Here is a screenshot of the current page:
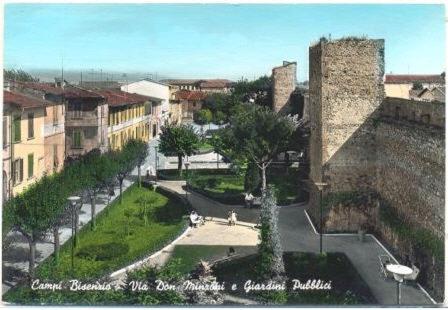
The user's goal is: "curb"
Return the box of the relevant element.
[110,226,192,279]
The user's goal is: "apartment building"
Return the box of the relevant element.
[95,90,152,150]
[3,91,46,197]
[121,79,169,136]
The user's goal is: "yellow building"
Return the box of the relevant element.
[98,90,152,151]
[3,91,46,197]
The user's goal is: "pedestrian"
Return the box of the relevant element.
[244,192,254,208]
[231,210,237,226]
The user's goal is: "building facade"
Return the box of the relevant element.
[95,90,151,151]
[121,79,170,136]
[3,91,46,197]
[385,73,445,99]
[161,79,233,93]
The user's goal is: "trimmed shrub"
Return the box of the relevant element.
[76,242,129,261]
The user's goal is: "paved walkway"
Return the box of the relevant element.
[158,180,434,305]
[110,218,259,285]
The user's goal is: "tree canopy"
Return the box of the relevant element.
[4,69,39,82]
[158,124,200,173]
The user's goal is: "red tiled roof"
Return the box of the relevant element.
[199,79,232,88]
[17,82,104,100]
[4,91,46,109]
[385,74,444,84]
[95,90,150,107]
[174,90,207,101]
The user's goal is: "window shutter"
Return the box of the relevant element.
[14,116,21,142]
[19,159,23,182]
[28,154,34,178]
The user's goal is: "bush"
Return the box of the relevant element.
[76,242,129,261]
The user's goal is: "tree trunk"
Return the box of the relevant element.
[178,155,183,176]
[119,179,123,204]
[90,193,96,230]
[261,165,267,193]
[138,165,141,187]
[28,239,36,279]
[53,227,60,264]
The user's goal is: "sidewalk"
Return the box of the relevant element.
[2,163,141,294]
[159,180,434,305]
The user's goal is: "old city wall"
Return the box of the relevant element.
[272,61,297,113]
[308,39,384,226]
[307,39,444,300]
[376,97,444,238]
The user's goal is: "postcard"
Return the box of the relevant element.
[1,1,445,307]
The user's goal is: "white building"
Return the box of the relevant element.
[121,79,170,137]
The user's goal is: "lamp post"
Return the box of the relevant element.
[387,264,413,304]
[154,146,158,179]
[67,196,81,275]
[314,182,327,254]
[184,161,190,201]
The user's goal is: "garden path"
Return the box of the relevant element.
[109,218,259,285]
[157,180,435,305]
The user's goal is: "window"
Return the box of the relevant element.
[73,130,82,148]
[28,153,34,178]
[28,113,34,139]
[73,103,82,118]
[13,158,23,185]
[3,117,8,149]
[13,115,21,142]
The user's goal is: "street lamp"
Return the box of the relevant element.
[154,146,158,179]
[387,264,413,304]
[67,196,81,274]
[314,182,327,254]
[184,161,190,201]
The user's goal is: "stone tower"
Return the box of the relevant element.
[272,61,297,113]
[308,38,385,216]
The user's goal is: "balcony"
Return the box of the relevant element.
[66,111,100,127]
[108,115,151,133]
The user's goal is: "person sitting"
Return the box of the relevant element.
[227,211,232,226]
[189,211,201,228]
[244,193,254,208]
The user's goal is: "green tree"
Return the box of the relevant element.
[83,152,118,230]
[258,185,285,280]
[158,124,200,175]
[214,110,227,126]
[193,109,213,134]
[4,176,62,279]
[4,69,39,82]
[412,82,423,90]
[112,147,136,204]
[224,105,299,191]
[244,161,261,193]
[125,139,149,187]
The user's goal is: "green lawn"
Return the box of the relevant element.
[188,168,305,205]
[33,184,189,281]
[213,252,377,305]
[197,140,214,153]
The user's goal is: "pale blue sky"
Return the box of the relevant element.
[4,4,446,81]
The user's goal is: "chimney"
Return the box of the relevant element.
[55,77,62,88]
